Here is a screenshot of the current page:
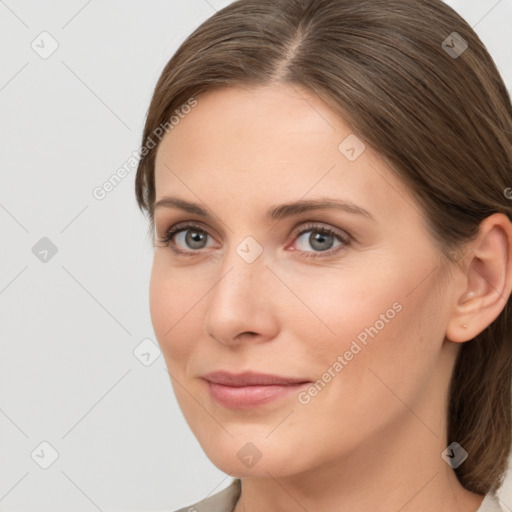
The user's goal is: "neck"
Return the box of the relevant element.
[233,413,485,512]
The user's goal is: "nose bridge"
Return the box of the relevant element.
[203,237,278,344]
[211,239,264,310]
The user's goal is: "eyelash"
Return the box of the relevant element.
[156,221,352,259]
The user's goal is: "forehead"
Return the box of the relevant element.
[156,84,344,167]
[153,84,417,227]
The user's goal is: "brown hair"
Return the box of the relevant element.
[135,0,512,494]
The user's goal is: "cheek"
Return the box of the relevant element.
[282,258,443,399]
[149,257,202,363]
[281,262,403,344]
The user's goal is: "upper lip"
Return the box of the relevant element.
[202,371,310,387]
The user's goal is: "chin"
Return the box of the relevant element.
[196,431,305,478]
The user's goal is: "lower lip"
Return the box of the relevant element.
[205,381,309,409]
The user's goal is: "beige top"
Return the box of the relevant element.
[173,479,504,512]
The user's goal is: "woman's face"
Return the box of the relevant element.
[150,83,460,478]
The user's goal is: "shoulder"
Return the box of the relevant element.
[476,492,503,512]
[170,481,502,512]
[172,479,241,512]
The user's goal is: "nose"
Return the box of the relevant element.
[203,246,280,347]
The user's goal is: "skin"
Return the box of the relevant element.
[149,83,512,512]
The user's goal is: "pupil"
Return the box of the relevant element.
[186,230,206,248]
[310,232,333,251]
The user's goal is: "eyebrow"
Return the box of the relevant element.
[151,196,375,222]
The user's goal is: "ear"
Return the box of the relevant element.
[446,213,512,343]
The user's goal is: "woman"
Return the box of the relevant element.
[135,0,512,510]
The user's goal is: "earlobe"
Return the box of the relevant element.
[445,213,512,343]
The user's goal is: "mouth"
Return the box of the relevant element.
[202,371,311,409]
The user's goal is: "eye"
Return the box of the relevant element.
[156,222,217,254]
[291,223,351,258]
[156,221,352,259]
[175,229,211,250]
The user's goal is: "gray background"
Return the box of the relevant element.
[1,1,511,511]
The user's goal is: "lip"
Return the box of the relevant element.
[202,371,311,409]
